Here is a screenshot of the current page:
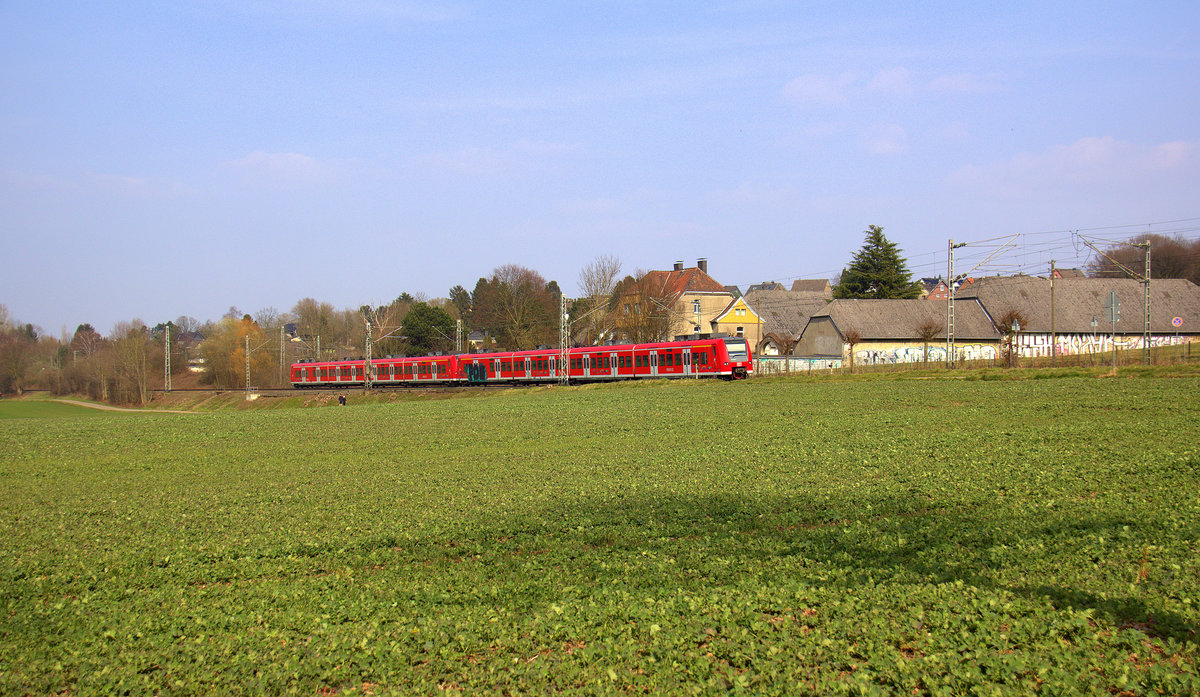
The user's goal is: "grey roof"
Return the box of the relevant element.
[742,290,831,338]
[747,281,787,292]
[956,276,1200,333]
[791,279,832,295]
[811,298,997,340]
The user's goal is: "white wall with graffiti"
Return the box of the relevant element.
[755,356,842,374]
[849,341,999,366]
[842,334,1195,365]
[1014,332,1194,358]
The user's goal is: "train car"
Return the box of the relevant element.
[290,354,462,388]
[290,336,752,389]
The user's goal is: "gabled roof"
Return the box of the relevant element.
[747,281,786,293]
[790,279,832,295]
[956,276,1200,333]
[640,266,730,297]
[711,297,762,324]
[742,290,830,338]
[809,298,997,340]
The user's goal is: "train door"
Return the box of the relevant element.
[682,348,692,376]
[583,354,591,379]
[523,357,531,379]
[650,351,659,377]
[609,352,618,378]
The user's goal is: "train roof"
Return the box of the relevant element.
[291,337,746,368]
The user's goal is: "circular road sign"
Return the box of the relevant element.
[1172,316,1183,328]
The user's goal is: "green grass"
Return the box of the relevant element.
[0,398,114,419]
[2,376,1198,694]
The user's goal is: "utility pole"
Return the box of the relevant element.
[559,295,569,385]
[946,239,966,367]
[1049,260,1056,367]
[1078,236,1152,365]
[245,335,251,394]
[1143,242,1152,365]
[278,325,285,386]
[164,323,171,392]
[364,317,373,390]
[456,319,463,354]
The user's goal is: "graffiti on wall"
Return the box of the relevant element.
[852,344,998,365]
[755,357,842,374]
[1015,333,1192,358]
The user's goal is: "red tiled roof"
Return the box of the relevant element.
[642,267,728,297]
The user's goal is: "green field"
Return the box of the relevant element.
[2,376,1198,695]
[0,398,116,419]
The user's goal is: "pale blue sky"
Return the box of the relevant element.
[3,1,1198,334]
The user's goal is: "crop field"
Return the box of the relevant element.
[2,375,1198,695]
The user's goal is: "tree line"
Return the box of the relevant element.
[5,231,1195,402]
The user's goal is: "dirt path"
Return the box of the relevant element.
[51,399,198,414]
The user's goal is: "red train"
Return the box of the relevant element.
[290,337,753,388]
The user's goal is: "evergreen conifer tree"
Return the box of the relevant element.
[832,225,923,299]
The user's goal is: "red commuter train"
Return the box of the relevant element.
[290,336,753,388]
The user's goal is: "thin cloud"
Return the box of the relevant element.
[866,67,914,96]
[412,140,581,177]
[782,72,856,107]
[927,72,1002,94]
[785,68,1001,109]
[859,123,908,155]
[227,151,323,183]
[949,136,1200,197]
[230,0,466,23]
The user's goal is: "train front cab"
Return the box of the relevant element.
[721,337,753,379]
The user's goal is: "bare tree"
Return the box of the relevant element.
[254,306,282,330]
[0,320,38,395]
[292,298,337,360]
[843,327,862,373]
[473,265,558,349]
[111,321,151,404]
[611,270,684,343]
[994,309,1028,368]
[1087,233,1200,285]
[914,319,943,366]
[577,254,622,345]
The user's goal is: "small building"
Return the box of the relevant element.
[790,279,833,298]
[794,298,999,365]
[741,289,830,355]
[957,276,1200,358]
[709,296,763,347]
[746,281,786,293]
[613,259,737,342]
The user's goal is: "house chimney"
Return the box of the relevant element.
[673,260,684,271]
[697,258,708,274]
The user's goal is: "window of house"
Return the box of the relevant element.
[693,299,701,313]
[736,327,744,337]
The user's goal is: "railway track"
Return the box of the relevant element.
[147,384,527,397]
